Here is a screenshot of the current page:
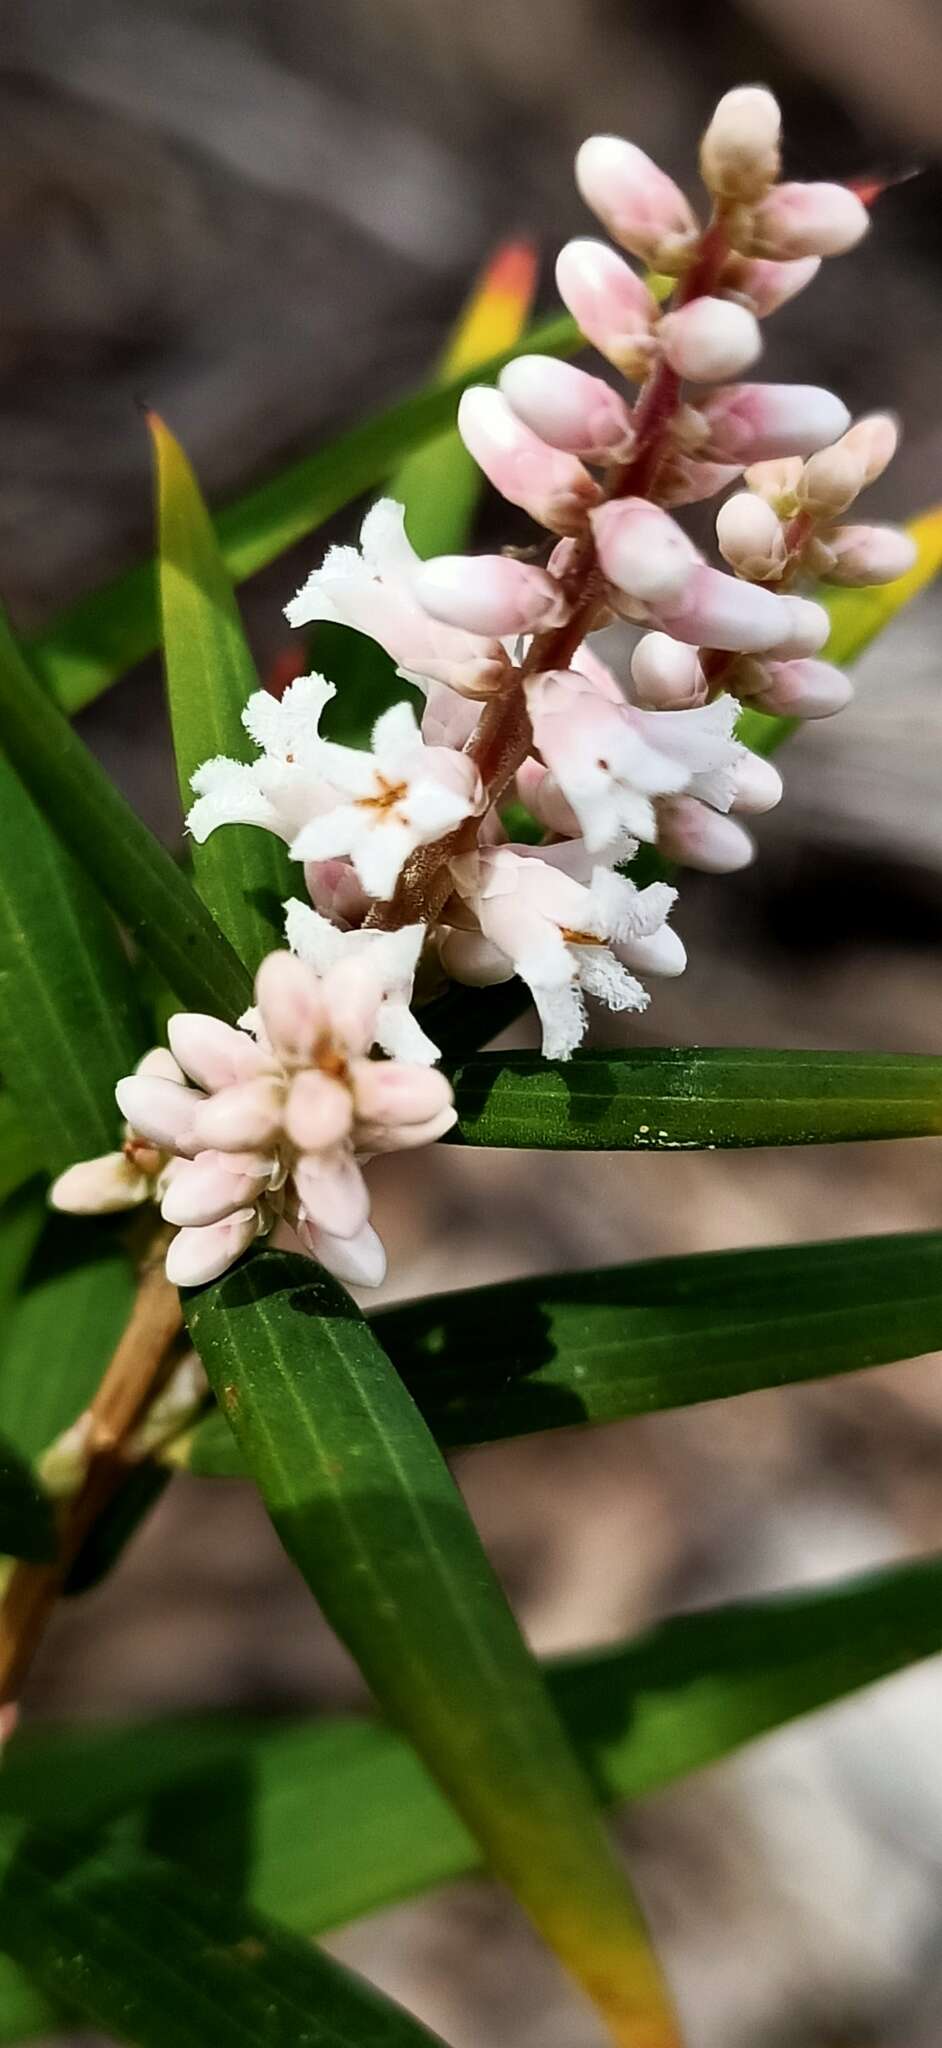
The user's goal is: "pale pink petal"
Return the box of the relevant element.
[350,1058,452,1130]
[554,239,659,377]
[160,1150,272,1227]
[715,493,786,579]
[284,1070,353,1151]
[722,255,820,317]
[702,383,849,463]
[294,1151,369,1237]
[591,498,699,607]
[165,1209,262,1288]
[749,181,869,260]
[630,634,706,709]
[574,136,699,270]
[656,797,755,872]
[305,1218,387,1290]
[190,1078,285,1154]
[414,554,568,637]
[616,925,687,978]
[116,1075,204,1158]
[135,1047,186,1086]
[356,1102,457,1153]
[322,957,385,1058]
[254,950,328,1067]
[730,752,783,814]
[658,298,762,383]
[457,387,599,534]
[167,1013,269,1092]
[656,564,793,652]
[498,356,635,461]
[50,1152,152,1216]
[812,524,917,586]
[739,658,853,718]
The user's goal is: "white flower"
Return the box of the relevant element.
[283,900,440,1064]
[50,1049,184,1216]
[187,673,337,847]
[285,499,511,699]
[444,847,677,1061]
[290,700,484,901]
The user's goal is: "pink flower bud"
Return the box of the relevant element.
[116,1075,203,1158]
[414,554,568,637]
[161,1150,271,1227]
[499,355,634,462]
[284,1069,352,1151]
[303,858,369,929]
[741,657,853,718]
[797,442,866,517]
[575,136,699,271]
[590,498,699,607]
[629,634,707,708]
[658,298,762,383]
[165,1209,261,1288]
[743,456,804,507]
[294,1152,369,1238]
[723,255,820,317]
[555,239,659,377]
[837,413,900,485]
[700,86,781,202]
[730,751,783,813]
[191,1077,286,1154]
[616,924,687,978]
[715,492,786,579]
[351,1060,453,1130]
[255,951,327,1068]
[702,383,850,462]
[458,386,600,534]
[656,564,796,652]
[765,595,830,658]
[167,1013,270,1093]
[748,182,869,260]
[656,797,755,872]
[813,523,917,586]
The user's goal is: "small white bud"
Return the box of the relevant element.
[630,633,707,708]
[748,181,869,261]
[658,297,762,383]
[715,492,787,580]
[700,86,781,203]
[797,443,867,517]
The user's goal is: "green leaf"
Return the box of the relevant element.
[2,1548,941,2003]
[0,1099,43,1210]
[152,414,296,973]
[448,1046,942,1149]
[26,314,580,718]
[183,1228,942,1469]
[738,503,942,757]
[0,1217,134,1465]
[185,1251,679,2048]
[0,610,251,1021]
[0,755,145,1174]
[0,1190,45,1335]
[391,240,537,558]
[0,1435,56,1562]
[0,1825,445,2048]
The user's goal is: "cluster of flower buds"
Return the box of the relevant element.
[51,84,916,1290]
[54,947,455,1287]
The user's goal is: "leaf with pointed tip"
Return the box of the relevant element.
[26,314,580,717]
[184,1250,678,2048]
[181,1228,942,1469]
[0,754,145,1174]
[0,611,251,1021]
[152,415,296,973]
[1,1544,941,2043]
[448,1046,942,1150]
[0,1825,445,2048]
[739,503,942,756]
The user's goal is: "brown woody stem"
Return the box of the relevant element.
[0,1229,183,1708]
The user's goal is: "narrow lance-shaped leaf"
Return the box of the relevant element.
[447,1046,942,1150]
[26,314,580,717]
[152,414,296,972]
[738,503,942,756]
[185,1251,681,2048]
[0,1825,445,2048]
[0,611,251,1021]
[0,1100,44,1211]
[2,1548,942,2002]
[0,755,144,1174]
[183,1227,942,1469]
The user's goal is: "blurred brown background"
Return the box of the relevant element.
[4,2,942,2043]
